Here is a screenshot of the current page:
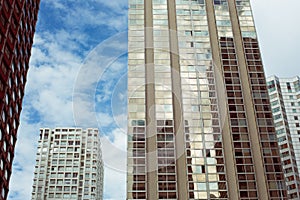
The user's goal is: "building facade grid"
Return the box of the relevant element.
[31,128,104,200]
[0,1,40,199]
[127,0,287,199]
[267,76,300,199]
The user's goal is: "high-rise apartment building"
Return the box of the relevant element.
[127,0,287,199]
[267,76,300,199]
[31,128,104,200]
[0,1,40,199]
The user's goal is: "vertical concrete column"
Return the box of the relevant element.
[167,0,189,199]
[227,0,269,199]
[205,1,240,199]
[144,0,158,199]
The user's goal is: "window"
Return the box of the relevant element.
[214,0,227,5]
[271,100,279,106]
[274,114,281,120]
[276,128,285,135]
[184,30,192,36]
[269,93,277,99]
[194,30,209,36]
[272,107,280,113]
[287,82,292,92]
[295,116,298,120]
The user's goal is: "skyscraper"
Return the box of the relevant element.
[31,128,104,200]
[267,75,300,199]
[0,1,40,199]
[127,0,287,199]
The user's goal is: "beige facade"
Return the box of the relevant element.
[127,0,287,199]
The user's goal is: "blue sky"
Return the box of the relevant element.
[8,1,128,200]
[7,0,300,200]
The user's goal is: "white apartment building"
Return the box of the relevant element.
[31,128,103,200]
[267,76,300,199]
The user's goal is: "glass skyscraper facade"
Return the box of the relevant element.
[0,1,40,199]
[127,0,287,199]
[267,76,300,199]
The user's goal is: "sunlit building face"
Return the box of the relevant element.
[31,128,104,200]
[267,76,300,199]
[127,0,287,199]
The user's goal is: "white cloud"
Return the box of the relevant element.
[97,112,114,127]
[96,0,128,12]
[101,128,127,200]
[103,168,126,200]
[101,128,127,170]
[24,31,82,127]
[9,3,129,199]
[113,113,128,133]
[42,0,128,31]
[8,123,40,200]
[72,31,128,130]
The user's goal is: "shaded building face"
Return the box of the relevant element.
[0,1,40,199]
[127,0,287,199]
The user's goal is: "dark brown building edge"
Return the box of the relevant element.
[0,1,40,199]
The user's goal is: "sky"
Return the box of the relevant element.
[7,0,300,200]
